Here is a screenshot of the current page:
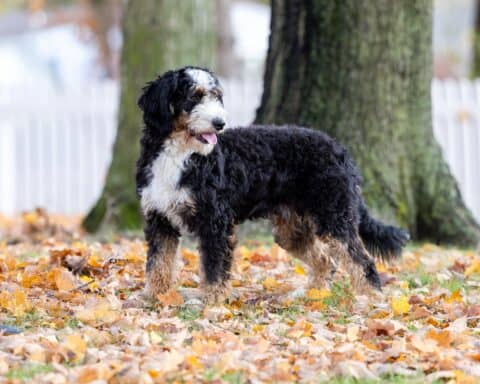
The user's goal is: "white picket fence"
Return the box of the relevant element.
[1,79,480,223]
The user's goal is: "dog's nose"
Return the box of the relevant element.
[212,117,225,131]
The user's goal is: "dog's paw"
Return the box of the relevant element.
[202,281,230,305]
[142,282,172,301]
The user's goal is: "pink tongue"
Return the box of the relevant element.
[201,133,217,145]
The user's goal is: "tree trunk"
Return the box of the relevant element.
[256,0,479,245]
[473,0,480,77]
[215,0,239,78]
[83,0,215,232]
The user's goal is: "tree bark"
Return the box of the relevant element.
[83,0,215,232]
[473,0,480,77]
[256,0,479,245]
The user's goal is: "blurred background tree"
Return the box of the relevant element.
[83,0,215,232]
[256,0,479,245]
[473,0,480,77]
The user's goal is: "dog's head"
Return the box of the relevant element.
[138,66,227,155]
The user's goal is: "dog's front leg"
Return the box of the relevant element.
[198,224,235,304]
[143,213,180,299]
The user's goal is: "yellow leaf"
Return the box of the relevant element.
[238,246,250,259]
[306,288,331,301]
[22,211,39,225]
[54,268,77,291]
[149,331,163,345]
[79,275,99,291]
[186,355,203,369]
[87,253,103,268]
[72,241,88,252]
[399,280,409,290]
[64,334,87,362]
[262,277,280,291]
[287,319,312,338]
[0,289,31,316]
[376,263,388,273]
[391,295,410,316]
[454,370,477,384]
[75,299,119,325]
[294,264,306,275]
[445,289,463,304]
[252,324,264,333]
[465,260,480,276]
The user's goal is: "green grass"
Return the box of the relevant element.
[403,271,434,289]
[201,368,245,384]
[439,277,464,293]
[221,370,245,384]
[6,363,54,381]
[17,251,44,261]
[2,309,44,329]
[177,306,201,321]
[270,304,305,321]
[323,281,355,310]
[65,317,80,329]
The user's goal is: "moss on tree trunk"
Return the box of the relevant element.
[256,0,479,245]
[473,1,480,78]
[83,0,215,232]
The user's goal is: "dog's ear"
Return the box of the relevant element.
[138,71,178,123]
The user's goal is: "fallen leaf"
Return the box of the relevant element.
[157,290,184,306]
[53,268,77,291]
[391,295,411,316]
[306,288,331,301]
[63,334,87,362]
[262,277,280,291]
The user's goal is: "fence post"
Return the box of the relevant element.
[0,122,15,216]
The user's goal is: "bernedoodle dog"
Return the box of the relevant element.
[136,66,409,303]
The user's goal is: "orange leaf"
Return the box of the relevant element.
[426,329,453,347]
[445,289,463,304]
[157,290,184,306]
[53,268,77,291]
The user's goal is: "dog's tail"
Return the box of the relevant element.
[358,201,410,261]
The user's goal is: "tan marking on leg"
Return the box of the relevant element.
[303,236,343,289]
[272,209,335,289]
[341,240,373,294]
[144,236,180,299]
[201,280,231,305]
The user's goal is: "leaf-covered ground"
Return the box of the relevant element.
[0,211,480,383]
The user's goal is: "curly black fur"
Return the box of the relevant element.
[358,202,410,261]
[136,66,409,296]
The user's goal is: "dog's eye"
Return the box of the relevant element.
[212,89,223,103]
[191,90,204,102]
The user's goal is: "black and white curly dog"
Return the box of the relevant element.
[136,66,409,303]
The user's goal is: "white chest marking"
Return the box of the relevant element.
[141,140,194,232]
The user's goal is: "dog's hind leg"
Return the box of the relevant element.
[271,208,336,289]
[343,233,382,292]
[144,213,180,299]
